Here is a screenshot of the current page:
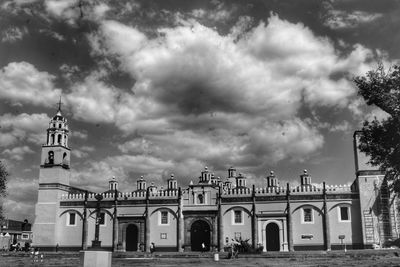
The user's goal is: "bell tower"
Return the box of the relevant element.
[39,100,71,185]
[33,100,72,248]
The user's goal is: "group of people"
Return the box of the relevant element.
[9,242,31,252]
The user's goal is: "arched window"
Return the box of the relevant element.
[51,134,55,145]
[57,134,62,144]
[48,151,54,165]
[197,194,204,204]
[59,124,62,128]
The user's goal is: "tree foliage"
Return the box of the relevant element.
[0,161,8,220]
[354,63,400,191]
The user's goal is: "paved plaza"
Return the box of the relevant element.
[1,250,400,267]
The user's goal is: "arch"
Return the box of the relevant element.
[126,224,139,251]
[150,207,178,220]
[223,206,252,217]
[48,151,54,164]
[328,202,351,212]
[57,134,62,144]
[292,204,323,216]
[59,209,83,221]
[89,209,114,220]
[265,222,280,251]
[197,194,204,204]
[190,219,211,251]
[51,134,55,144]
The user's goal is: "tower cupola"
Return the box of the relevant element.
[167,174,178,190]
[300,169,311,186]
[235,173,247,188]
[224,178,232,190]
[267,171,278,187]
[109,176,118,191]
[199,166,212,184]
[228,166,236,178]
[137,176,147,191]
[46,100,69,148]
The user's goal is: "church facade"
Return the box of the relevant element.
[32,109,400,252]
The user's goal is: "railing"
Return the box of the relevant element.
[60,189,179,200]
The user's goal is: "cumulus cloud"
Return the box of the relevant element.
[0,113,50,146]
[71,145,94,158]
[1,26,28,43]
[44,0,110,25]
[0,62,61,107]
[322,5,383,30]
[2,145,34,160]
[3,177,37,221]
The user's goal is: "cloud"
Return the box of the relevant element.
[3,177,37,222]
[70,145,94,158]
[44,0,110,25]
[1,26,28,43]
[0,113,50,146]
[2,146,34,160]
[0,62,61,107]
[322,5,383,30]
[80,14,375,169]
[70,130,88,139]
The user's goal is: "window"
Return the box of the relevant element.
[197,194,204,204]
[160,211,168,225]
[99,213,106,226]
[234,210,242,224]
[67,212,76,226]
[302,208,313,223]
[232,210,243,225]
[160,233,167,239]
[339,206,350,222]
[48,151,54,164]
[21,234,29,240]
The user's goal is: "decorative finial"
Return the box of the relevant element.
[270,171,274,175]
[205,166,208,170]
[112,176,116,180]
[304,169,308,174]
[171,174,174,178]
[57,96,62,111]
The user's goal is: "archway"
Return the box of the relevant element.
[190,220,210,251]
[266,223,280,251]
[126,224,138,251]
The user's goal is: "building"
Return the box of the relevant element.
[0,219,32,250]
[32,108,400,252]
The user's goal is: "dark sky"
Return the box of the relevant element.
[0,0,398,221]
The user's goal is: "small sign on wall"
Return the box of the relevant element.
[301,234,313,240]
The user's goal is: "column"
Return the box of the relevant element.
[252,185,258,249]
[286,183,294,251]
[218,187,224,252]
[112,190,118,252]
[82,191,88,250]
[323,182,331,251]
[145,188,150,252]
[178,188,184,252]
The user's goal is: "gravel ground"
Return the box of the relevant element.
[1,251,400,267]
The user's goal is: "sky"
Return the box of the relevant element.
[0,0,398,222]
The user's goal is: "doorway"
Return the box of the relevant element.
[126,224,138,251]
[266,223,280,251]
[190,220,210,251]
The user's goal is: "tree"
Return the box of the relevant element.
[0,161,8,221]
[354,63,400,191]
